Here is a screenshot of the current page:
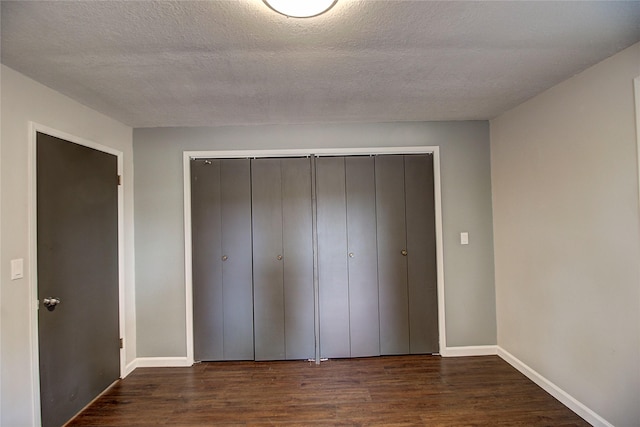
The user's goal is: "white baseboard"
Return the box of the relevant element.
[134,357,194,368]
[440,345,498,357]
[123,359,138,377]
[497,347,613,427]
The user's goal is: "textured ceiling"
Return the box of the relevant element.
[2,1,639,128]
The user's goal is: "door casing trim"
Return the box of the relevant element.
[182,146,447,365]
[634,76,640,230]
[28,122,126,426]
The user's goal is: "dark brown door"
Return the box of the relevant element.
[37,132,120,427]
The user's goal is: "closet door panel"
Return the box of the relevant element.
[405,155,439,353]
[193,153,438,362]
[192,159,253,361]
[252,159,286,360]
[375,155,410,355]
[316,157,350,358]
[345,157,380,357]
[191,160,224,361]
[220,159,255,360]
[281,158,315,360]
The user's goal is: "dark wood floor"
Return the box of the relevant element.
[68,355,589,426]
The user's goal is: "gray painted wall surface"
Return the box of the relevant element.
[133,121,496,357]
[491,43,640,426]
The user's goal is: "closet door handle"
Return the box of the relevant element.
[276,255,283,261]
[348,252,355,258]
[401,249,408,256]
[222,255,228,261]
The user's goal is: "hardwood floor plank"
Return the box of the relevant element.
[67,355,590,426]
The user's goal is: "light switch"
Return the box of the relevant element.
[11,258,24,280]
[460,232,469,245]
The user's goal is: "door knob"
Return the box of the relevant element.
[348,252,355,258]
[401,249,408,256]
[222,255,228,261]
[276,255,283,261]
[43,297,61,307]
[43,297,61,311]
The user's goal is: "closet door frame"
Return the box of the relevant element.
[183,146,446,365]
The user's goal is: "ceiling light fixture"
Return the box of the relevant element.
[263,0,337,18]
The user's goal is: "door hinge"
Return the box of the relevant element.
[119,338,124,349]
[117,175,122,186]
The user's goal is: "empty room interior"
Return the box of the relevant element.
[1,1,640,426]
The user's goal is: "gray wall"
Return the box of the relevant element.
[491,43,640,426]
[134,121,496,357]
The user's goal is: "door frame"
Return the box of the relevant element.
[183,146,447,365]
[634,76,640,217]
[28,122,126,426]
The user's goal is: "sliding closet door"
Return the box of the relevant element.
[317,156,380,359]
[281,159,315,359]
[405,154,438,353]
[316,157,350,358]
[252,159,285,360]
[345,157,380,357]
[375,155,410,355]
[192,159,254,361]
[252,158,315,360]
[375,154,439,355]
[193,153,438,361]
